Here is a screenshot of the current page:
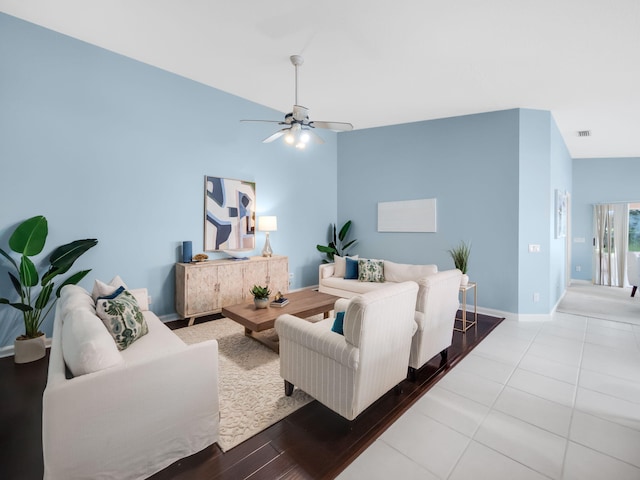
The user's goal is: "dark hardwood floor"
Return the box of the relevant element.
[0,312,502,480]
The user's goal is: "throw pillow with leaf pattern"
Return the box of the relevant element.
[96,288,149,350]
[358,258,385,282]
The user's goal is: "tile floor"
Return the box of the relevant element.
[338,311,640,479]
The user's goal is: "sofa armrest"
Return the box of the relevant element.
[319,263,335,280]
[275,314,359,369]
[43,340,219,478]
[334,298,351,312]
[129,287,150,311]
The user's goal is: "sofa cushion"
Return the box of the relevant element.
[96,289,149,350]
[345,257,359,279]
[91,275,129,302]
[383,260,437,283]
[62,307,123,377]
[322,276,391,294]
[358,259,385,282]
[119,312,186,362]
[334,255,359,278]
[58,285,96,323]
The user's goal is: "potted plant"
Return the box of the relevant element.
[249,284,271,309]
[447,240,471,286]
[0,215,98,363]
[316,220,358,263]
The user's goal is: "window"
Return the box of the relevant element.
[629,203,640,252]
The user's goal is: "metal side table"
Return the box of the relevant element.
[455,281,477,333]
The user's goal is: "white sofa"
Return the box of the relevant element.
[318,258,438,298]
[43,284,219,480]
[276,281,419,420]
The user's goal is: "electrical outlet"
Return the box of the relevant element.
[533,292,540,302]
[288,272,294,286]
[528,244,541,253]
[576,265,581,272]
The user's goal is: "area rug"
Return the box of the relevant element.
[173,318,312,452]
[557,280,640,326]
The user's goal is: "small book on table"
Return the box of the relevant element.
[270,297,289,307]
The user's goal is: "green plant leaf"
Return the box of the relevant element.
[48,238,98,275]
[342,239,357,251]
[338,220,352,242]
[55,269,91,297]
[1,301,33,312]
[19,256,39,287]
[34,283,53,310]
[8,272,22,296]
[0,247,18,271]
[8,215,48,256]
[317,245,337,254]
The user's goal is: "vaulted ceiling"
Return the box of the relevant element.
[2,1,639,158]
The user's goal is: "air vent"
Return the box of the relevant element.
[577,130,591,137]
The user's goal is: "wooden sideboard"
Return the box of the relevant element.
[175,255,289,325]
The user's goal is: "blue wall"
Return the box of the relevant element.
[337,110,522,313]
[337,109,572,315]
[572,157,640,281]
[517,110,572,313]
[0,14,338,347]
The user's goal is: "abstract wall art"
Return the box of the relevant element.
[204,176,256,251]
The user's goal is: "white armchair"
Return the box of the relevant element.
[408,269,462,379]
[627,251,640,296]
[275,281,419,420]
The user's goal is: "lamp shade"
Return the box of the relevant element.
[258,216,278,232]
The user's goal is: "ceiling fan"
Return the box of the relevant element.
[241,55,353,149]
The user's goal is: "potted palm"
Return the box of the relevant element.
[447,240,471,286]
[249,284,271,309]
[0,215,98,363]
[316,220,358,263]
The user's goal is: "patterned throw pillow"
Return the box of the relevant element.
[358,258,385,282]
[96,289,148,350]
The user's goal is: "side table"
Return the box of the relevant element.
[455,281,477,333]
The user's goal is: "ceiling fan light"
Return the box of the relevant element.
[299,131,310,143]
[295,142,306,150]
[284,132,295,144]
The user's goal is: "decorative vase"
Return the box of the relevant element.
[460,274,469,286]
[14,333,46,364]
[254,298,269,309]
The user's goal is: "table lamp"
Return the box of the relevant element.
[258,216,277,257]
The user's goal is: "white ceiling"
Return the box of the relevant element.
[2,0,639,158]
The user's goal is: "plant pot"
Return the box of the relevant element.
[460,274,469,286]
[254,298,269,309]
[14,333,46,364]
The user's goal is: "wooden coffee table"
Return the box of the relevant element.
[221,289,340,353]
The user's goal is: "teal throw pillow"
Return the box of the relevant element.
[345,257,359,279]
[96,289,149,351]
[331,311,346,335]
[358,258,385,282]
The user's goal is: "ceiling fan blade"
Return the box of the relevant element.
[241,119,286,125]
[305,128,325,145]
[263,129,288,143]
[309,121,354,132]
